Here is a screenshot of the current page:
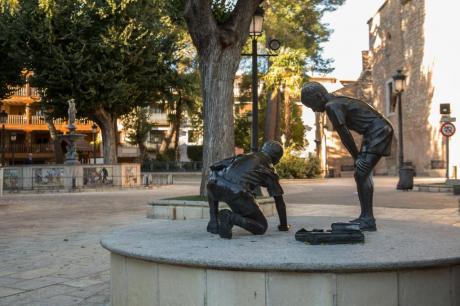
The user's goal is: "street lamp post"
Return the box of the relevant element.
[242,7,280,153]
[393,69,414,190]
[248,7,264,153]
[92,123,98,164]
[0,109,8,166]
[10,132,16,166]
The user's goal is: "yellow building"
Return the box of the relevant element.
[0,84,96,165]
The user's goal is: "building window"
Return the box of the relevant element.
[149,130,165,144]
[385,80,397,115]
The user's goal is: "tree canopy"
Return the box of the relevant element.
[11,0,181,162]
[0,2,25,100]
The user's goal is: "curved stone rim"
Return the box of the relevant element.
[101,241,460,273]
[100,217,460,273]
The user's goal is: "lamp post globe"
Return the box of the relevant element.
[392,69,406,93]
[249,7,264,37]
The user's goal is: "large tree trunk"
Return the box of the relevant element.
[173,95,183,161]
[198,48,239,194]
[43,113,63,163]
[184,0,263,195]
[138,142,146,163]
[264,88,280,141]
[160,124,174,154]
[92,107,117,164]
[283,86,292,146]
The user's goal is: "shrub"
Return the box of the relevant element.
[156,148,176,161]
[275,148,322,179]
[187,145,203,161]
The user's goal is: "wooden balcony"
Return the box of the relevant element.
[1,143,55,160]
[2,115,95,132]
[3,143,54,154]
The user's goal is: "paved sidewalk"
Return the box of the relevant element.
[0,178,458,305]
[0,185,197,306]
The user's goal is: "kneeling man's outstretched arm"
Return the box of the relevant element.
[274,195,291,231]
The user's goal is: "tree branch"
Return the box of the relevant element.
[223,0,263,47]
[184,0,218,53]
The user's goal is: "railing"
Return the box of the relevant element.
[7,115,93,127]
[9,85,39,97]
[30,115,44,125]
[11,86,27,97]
[53,118,65,125]
[141,161,202,172]
[3,143,54,153]
[30,87,39,97]
[7,115,28,125]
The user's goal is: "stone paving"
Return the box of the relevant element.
[0,177,458,306]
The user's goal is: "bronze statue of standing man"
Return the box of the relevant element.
[301,82,394,231]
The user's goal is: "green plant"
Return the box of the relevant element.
[276,147,321,179]
[156,148,176,161]
[187,145,203,161]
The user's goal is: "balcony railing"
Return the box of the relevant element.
[7,115,28,125]
[3,143,54,153]
[9,85,40,98]
[30,115,45,125]
[5,115,94,127]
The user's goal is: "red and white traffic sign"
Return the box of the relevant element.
[440,122,456,137]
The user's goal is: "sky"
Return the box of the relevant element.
[321,0,385,80]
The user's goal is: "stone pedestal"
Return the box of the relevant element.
[101,216,460,306]
[147,198,275,220]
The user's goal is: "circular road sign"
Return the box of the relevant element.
[440,122,456,137]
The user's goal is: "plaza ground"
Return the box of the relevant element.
[0,177,459,306]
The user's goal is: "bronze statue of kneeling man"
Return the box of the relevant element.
[301,82,394,231]
[206,141,291,239]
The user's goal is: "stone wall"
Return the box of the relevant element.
[328,0,458,177]
[367,0,446,176]
[0,163,141,192]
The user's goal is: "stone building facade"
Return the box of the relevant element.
[328,0,460,177]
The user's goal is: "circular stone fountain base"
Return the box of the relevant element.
[101,216,460,306]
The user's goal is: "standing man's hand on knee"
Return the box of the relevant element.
[355,156,371,174]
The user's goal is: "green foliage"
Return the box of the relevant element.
[156,148,176,161]
[234,112,251,152]
[263,48,307,149]
[0,4,25,99]
[187,145,203,162]
[263,47,307,89]
[276,147,321,179]
[264,0,345,73]
[211,0,235,23]
[18,0,180,119]
[120,107,154,147]
[281,102,307,149]
[165,195,207,201]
